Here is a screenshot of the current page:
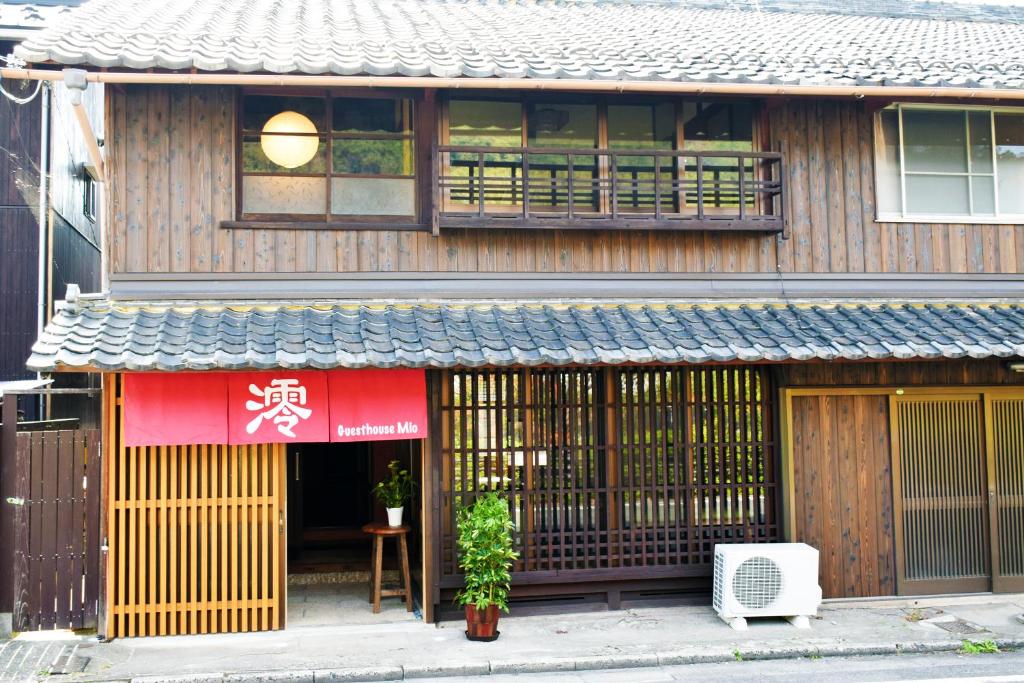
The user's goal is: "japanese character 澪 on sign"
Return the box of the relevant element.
[245,378,311,437]
[228,371,329,443]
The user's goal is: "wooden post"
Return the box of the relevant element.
[0,396,17,615]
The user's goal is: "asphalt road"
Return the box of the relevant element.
[414,650,1024,683]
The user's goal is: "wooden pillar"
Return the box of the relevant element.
[603,368,620,568]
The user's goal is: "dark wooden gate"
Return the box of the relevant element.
[13,429,102,630]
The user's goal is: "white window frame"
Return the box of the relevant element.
[874,103,1024,224]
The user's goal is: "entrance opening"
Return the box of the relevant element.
[285,439,422,627]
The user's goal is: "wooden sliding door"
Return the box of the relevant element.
[106,380,287,638]
[891,391,1024,595]
[989,396,1024,593]
[891,395,990,594]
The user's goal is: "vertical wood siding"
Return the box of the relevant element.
[790,394,896,598]
[106,86,1024,275]
[779,359,1024,388]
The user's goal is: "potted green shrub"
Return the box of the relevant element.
[455,492,519,641]
[373,460,415,527]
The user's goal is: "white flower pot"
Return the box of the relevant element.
[387,507,404,527]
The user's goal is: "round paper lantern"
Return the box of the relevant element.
[260,110,318,169]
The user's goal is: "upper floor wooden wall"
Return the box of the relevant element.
[105,85,1024,276]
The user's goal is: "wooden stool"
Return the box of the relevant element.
[362,522,413,614]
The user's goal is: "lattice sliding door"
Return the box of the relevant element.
[107,381,287,638]
[991,397,1024,592]
[892,396,991,594]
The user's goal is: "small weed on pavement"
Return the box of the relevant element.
[959,639,1000,655]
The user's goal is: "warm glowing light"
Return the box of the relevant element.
[260,111,318,168]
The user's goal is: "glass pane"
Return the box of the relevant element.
[681,101,753,152]
[876,109,902,215]
[331,178,415,216]
[902,109,967,173]
[527,103,597,148]
[449,100,522,146]
[242,95,325,131]
[333,139,414,175]
[608,103,675,150]
[524,104,597,212]
[968,111,993,173]
[242,136,326,174]
[971,176,995,215]
[242,176,325,214]
[608,103,676,213]
[905,174,969,214]
[996,113,1024,214]
[332,97,412,133]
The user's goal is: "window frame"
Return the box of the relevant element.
[874,103,1024,224]
[231,88,425,230]
[83,173,98,223]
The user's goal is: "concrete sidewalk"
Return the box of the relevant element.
[35,594,1024,682]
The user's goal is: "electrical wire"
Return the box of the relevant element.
[0,54,42,104]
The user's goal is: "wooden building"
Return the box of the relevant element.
[9,0,1024,638]
[0,0,100,421]
[0,0,104,634]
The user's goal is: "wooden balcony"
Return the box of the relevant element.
[431,145,785,233]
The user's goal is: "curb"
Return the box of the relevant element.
[103,637,1024,683]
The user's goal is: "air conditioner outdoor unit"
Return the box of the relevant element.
[712,542,822,631]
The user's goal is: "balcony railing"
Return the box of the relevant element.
[431,145,785,233]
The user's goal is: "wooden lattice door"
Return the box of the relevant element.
[107,379,287,638]
[892,396,990,594]
[990,396,1024,593]
[891,392,1024,595]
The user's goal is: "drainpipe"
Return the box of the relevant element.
[2,67,1024,102]
[35,81,49,418]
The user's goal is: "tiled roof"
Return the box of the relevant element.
[26,299,1024,372]
[0,1,76,40]
[14,0,1024,90]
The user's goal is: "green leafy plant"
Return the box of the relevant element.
[959,639,999,655]
[455,492,520,612]
[373,460,415,508]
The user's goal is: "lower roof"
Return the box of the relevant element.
[26,298,1024,373]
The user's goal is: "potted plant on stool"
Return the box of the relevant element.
[455,492,519,641]
[373,460,415,527]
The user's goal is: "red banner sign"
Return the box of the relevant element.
[328,369,427,442]
[123,369,427,447]
[123,372,228,447]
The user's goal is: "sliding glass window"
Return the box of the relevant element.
[240,93,416,222]
[876,105,1024,220]
[444,97,755,217]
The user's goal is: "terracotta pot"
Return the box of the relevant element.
[464,604,501,641]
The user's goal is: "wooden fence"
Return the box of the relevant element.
[12,429,102,631]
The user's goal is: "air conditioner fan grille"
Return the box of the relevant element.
[732,555,782,609]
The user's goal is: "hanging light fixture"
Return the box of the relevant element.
[260,110,318,168]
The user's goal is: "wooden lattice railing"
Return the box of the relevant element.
[432,145,785,233]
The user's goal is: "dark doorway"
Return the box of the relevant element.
[288,442,373,571]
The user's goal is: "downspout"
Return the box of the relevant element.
[36,81,49,418]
